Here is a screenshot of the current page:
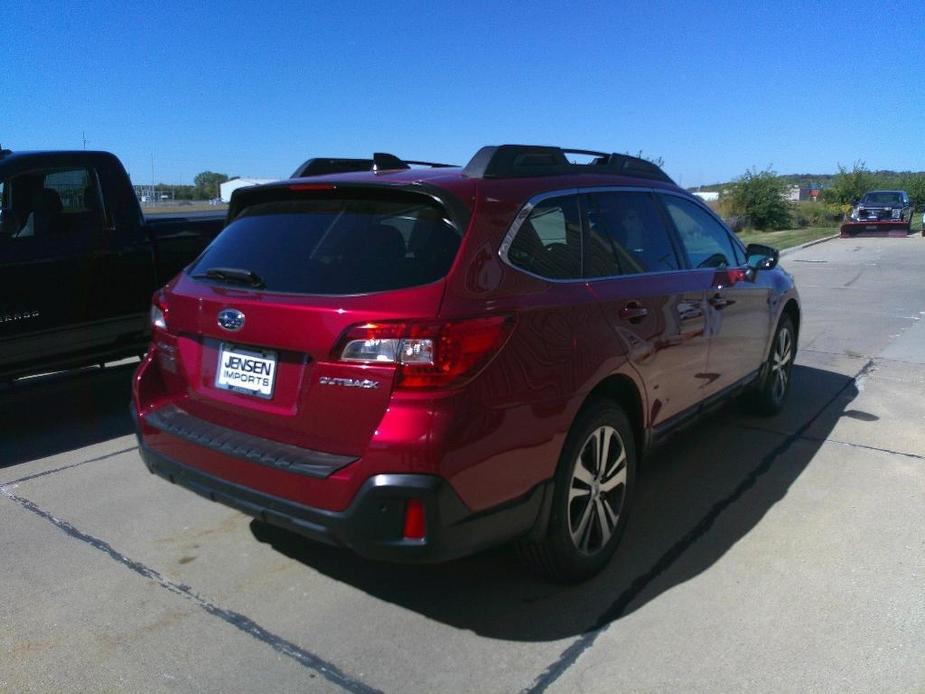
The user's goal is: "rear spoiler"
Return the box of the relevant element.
[291,153,456,178]
[228,180,472,234]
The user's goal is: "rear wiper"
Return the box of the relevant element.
[192,267,266,288]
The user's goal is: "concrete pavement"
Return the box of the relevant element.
[2,236,923,693]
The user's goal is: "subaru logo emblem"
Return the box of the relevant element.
[217,309,245,332]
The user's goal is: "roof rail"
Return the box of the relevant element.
[461,145,673,183]
[291,153,456,178]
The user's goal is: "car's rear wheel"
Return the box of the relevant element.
[519,401,635,583]
[750,314,796,415]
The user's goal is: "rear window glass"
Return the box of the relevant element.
[189,195,460,295]
[506,195,582,279]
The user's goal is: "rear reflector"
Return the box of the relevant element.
[402,499,426,540]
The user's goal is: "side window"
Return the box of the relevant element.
[507,195,582,279]
[584,191,680,277]
[2,168,105,241]
[660,195,738,269]
[43,168,106,231]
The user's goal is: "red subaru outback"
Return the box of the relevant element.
[133,145,799,582]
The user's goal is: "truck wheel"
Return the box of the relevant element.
[749,314,796,416]
[518,400,635,583]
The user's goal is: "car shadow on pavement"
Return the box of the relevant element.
[252,364,861,642]
[0,363,137,469]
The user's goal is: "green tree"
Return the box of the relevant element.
[727,167,791,230]
[193,171,230,200]
[898,173,925,210]
[823,161,874,205]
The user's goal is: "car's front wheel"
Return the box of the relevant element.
[519,401,635,583]
[750,314,796,415]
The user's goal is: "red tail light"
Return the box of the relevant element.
[332,315,514,389]
[402,499,426,540]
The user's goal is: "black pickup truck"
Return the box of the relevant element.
[0,149,224,379]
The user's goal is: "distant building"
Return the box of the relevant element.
[802,184,823,201]
[220,177,277,203]
[785,184,824,202]
[693,191,719,202]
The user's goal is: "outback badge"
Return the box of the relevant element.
[217,308,245,332]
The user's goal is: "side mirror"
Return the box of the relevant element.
[746,243,779,271]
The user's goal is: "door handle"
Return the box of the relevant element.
[619,302,649,323]
[709,293,734,310]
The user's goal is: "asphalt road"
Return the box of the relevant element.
[2,236,923,693]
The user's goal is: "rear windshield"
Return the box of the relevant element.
[189,194,461,295]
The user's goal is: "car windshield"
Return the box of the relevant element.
[861,192,903,206]
[188,194,461,295]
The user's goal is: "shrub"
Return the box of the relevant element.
[823,162,874,205]
[717,214,746,233]
[727,167,791,230]
[791,200,844,227]
[899,173,925,210]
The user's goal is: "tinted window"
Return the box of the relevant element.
[661,195,738,269]
[861,192,903,206]
[1,168,105,240]
[730,236,746,265]
[507,195,581,279]
[190,195,460,295]
[584,191,680,276]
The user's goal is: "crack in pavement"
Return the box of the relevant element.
[0,484,382,694]
[737,424,924,462]
[522,359,876,694]
[0,446,139,487]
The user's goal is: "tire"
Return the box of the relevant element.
[749,314,796,416]
[518,400,636,583]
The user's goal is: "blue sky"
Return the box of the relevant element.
[2,1,922,187]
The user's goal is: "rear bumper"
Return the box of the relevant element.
[135,432,548,563]
[840,221,911,237]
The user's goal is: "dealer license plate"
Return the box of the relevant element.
[215,343,277,399]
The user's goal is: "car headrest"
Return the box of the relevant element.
[35,188,64,214]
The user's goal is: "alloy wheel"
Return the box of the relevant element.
[568,425,628,555]
[771,326,794,403]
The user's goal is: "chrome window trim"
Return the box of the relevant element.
[497,187,583,284]
[497,185,698,284]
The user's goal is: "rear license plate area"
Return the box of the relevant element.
[214,343,277,399]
